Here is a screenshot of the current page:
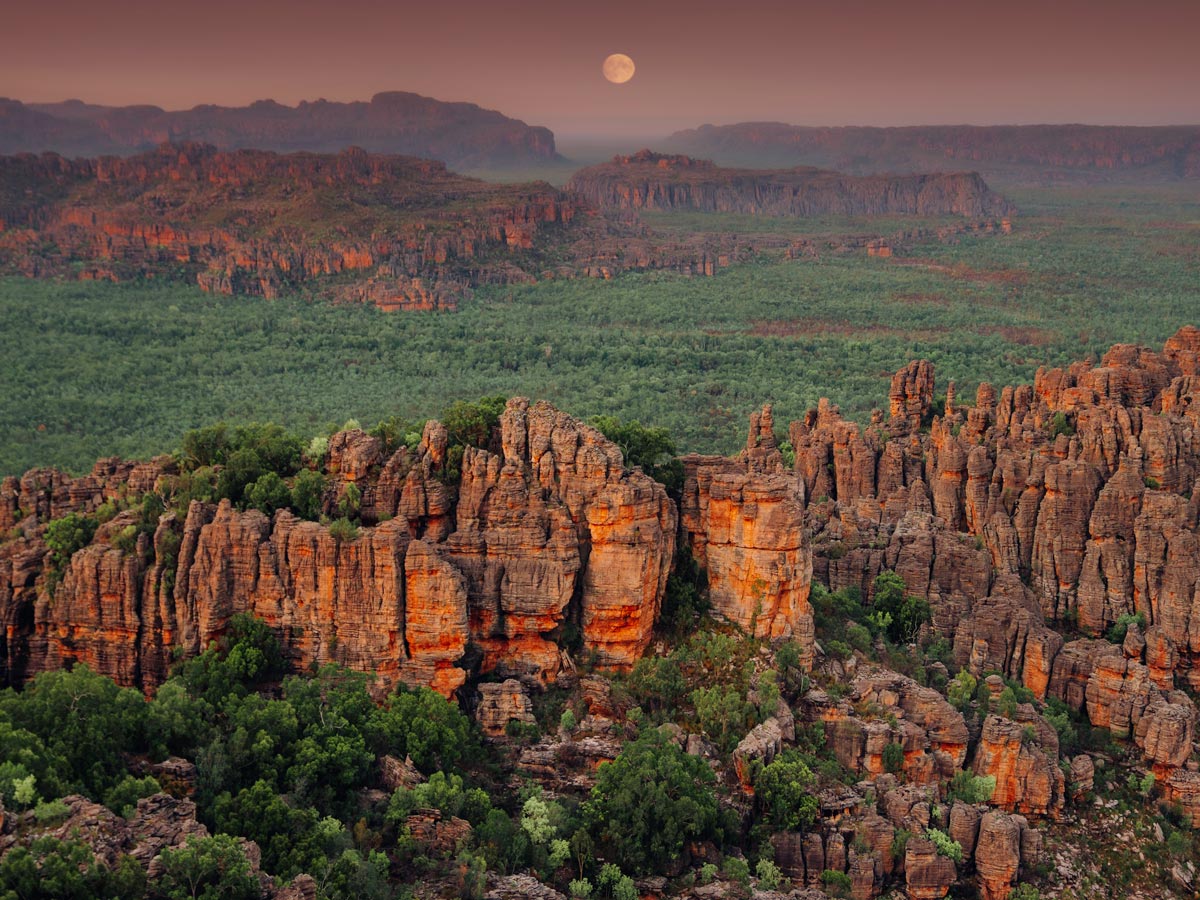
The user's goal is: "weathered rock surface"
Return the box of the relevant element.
[475,679,536,738]
[1,399,673,696]
[569,151,1013,219]
[971,713,1064,819]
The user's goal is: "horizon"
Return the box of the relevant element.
[3,0,1199,139]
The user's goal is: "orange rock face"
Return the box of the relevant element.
[971,712,1064,819]
[1,399,673,698]
[681,410,814,663]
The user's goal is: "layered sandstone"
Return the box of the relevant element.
[568,150,1013,219]
[0,399,674,697]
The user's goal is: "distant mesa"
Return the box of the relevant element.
[663,123,1200,181]
[0,91,560,169]
[0,142,747,308]
[567,149,1015,218]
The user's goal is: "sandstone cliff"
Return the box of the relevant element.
[0,143,751,308]
[567,150,1014,219]
[0,400,675,698]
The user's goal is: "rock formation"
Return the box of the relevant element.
[0,399,675,697]
[0,143,744,308]
[567,150,1013,219]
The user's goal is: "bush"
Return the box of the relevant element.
[1047,411,1074,439]
[755,751,818,832]
[926,828,963,862]
[568,878,593,898]
[756,858,783,890]
[1106,611,1147,644]
[820,869,853,897]
[948,771,996,804]
[722,856,750,887]
[43,512,98,588]
[947,671,977,711]
[560,709,577,733]
[155,834,259,900]
[328,517,359,543]
[870,572,931,643]
[882,742,905,775]
[290,469,327,520]
[590,415,683,493]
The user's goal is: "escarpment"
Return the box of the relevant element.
[0,143,747,308]
[0,400,680,697]
[567,150,1014,219]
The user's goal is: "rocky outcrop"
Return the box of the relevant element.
[680,407,814,661]
[973,811,1028,900]
[0,792,303,897]
[1,91,559,168]
[971,712,1064,818]
[904,835,957,899]
[0,399,674,696]
[568,150,1013,219]
[0,143,742,309]
[475,679,537,738]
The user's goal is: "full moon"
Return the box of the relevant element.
[602,53,636,84]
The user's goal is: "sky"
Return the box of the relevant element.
[3,0,1199,139]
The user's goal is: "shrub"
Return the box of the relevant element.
[699,862,718,884]
[820,869,853,897]
[722,856,750,887]
[328,517,359,543]
[756,858,783,890]
[1106,612,1147,644]
[560,709,577,733]
[882,742,905,775]
[1047,411,1075,439]
[948,771,996,804]
[926,828,963,862]
[755,750,818,832]
[43,512,98,589]
[290,469,326,520]
[947,670,977,711]
[568,878,593,898]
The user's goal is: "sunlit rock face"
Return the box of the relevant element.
[1,399,673,698]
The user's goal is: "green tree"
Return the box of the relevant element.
[589,415,683,493]
[366,684,479,773]
[152,834,259,900]
[43,512,98,588]
[584,727,720,875]
[245,472,291,515]
[290,469,327,520]
[755,750,818,832]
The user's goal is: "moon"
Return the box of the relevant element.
[602,53,636,84]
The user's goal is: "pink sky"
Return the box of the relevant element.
[3,0,1198,137]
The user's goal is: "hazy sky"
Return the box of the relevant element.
[3,0,1199,138]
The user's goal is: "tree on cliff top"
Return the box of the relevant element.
[589,415,683,493]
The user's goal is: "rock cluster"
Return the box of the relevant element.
[0,399,675,697]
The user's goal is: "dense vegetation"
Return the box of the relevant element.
[1,183,1197,476]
